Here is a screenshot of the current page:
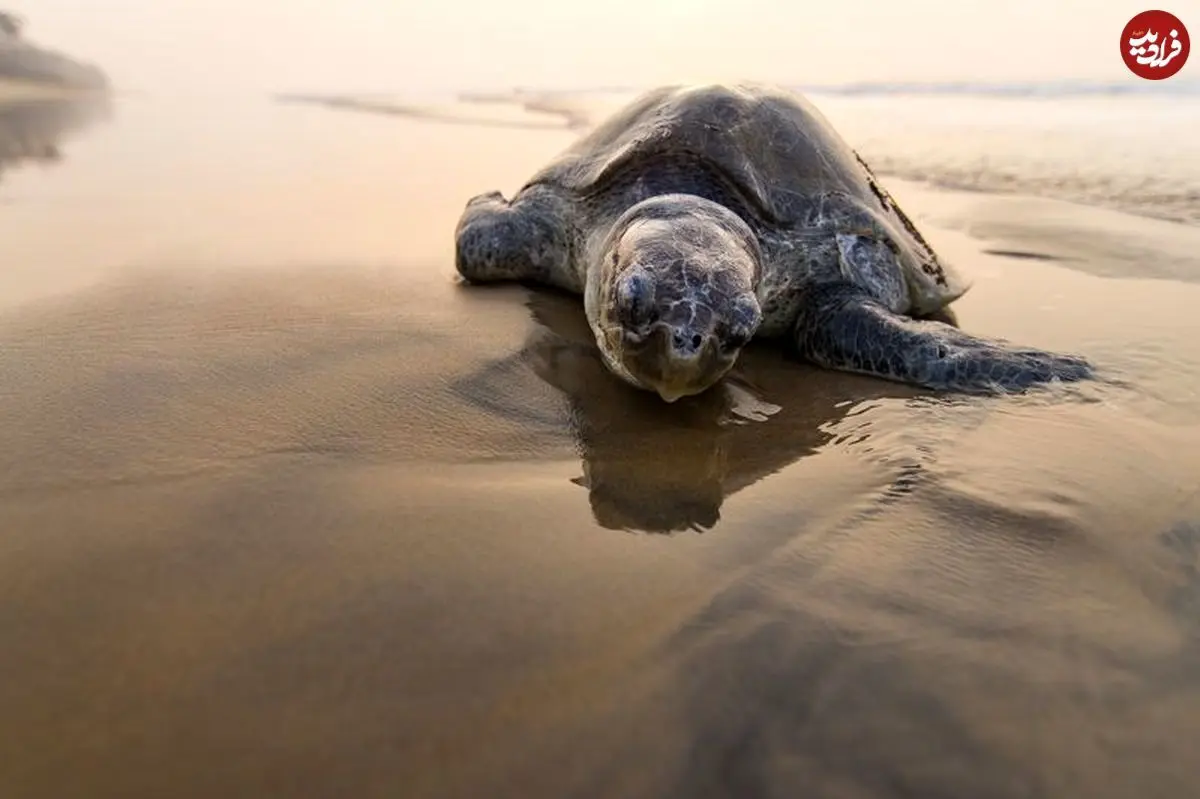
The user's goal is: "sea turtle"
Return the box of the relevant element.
[453,83,1093,402]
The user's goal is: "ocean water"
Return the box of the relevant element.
[815,91,1200,228]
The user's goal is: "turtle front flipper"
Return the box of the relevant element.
[453,187,578,292]
[792,282,1094,393]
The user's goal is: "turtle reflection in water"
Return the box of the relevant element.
[453,291,928,534]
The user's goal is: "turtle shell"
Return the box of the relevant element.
[525,83,968,311]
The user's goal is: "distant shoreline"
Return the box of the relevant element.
[0,13,108,92]
[0,77,106,103]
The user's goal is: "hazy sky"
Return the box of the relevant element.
[11,0,1184,93]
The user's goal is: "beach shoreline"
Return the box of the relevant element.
[1,88,1199,798]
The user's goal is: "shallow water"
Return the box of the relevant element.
[2,88,1200,798]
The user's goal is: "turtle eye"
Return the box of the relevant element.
[720,327,751,352]
[616,271,658,329]
[721,294,760,351]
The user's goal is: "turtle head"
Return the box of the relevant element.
[589,194,763,403]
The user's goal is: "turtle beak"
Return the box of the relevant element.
[619,321,730,402]
[657,387,689,403]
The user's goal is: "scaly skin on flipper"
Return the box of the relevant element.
[783,222,1094,392]
[793,283,1093,392]
[452,83,1094,399]
[454,186,581,292]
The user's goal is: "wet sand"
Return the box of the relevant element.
[2,90,1200,798]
